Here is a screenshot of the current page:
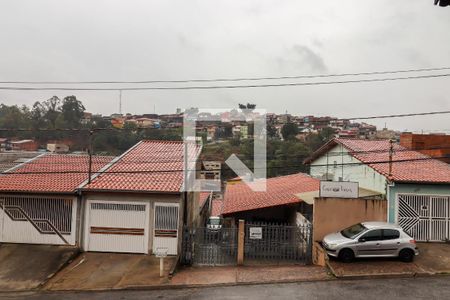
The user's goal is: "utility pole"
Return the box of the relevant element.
[388,139,394,180]
[88,130,94,184]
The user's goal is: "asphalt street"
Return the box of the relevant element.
[1,276,449,300]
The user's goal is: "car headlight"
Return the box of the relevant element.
[327,243,338,249]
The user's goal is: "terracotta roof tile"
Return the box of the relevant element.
[211,199,223,217]
[336,139,450,183]
[0,154,113,193]
[83,140,201,193]
[199,192,211,208]
[331,138,450,184]
[223,173,320,215]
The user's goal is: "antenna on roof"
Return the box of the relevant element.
[119,90,122,115]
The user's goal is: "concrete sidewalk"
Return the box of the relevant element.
[45,252,332,291]
[0,244,79,291]
[170,265,332,287]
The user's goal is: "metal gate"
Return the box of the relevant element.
[0,195,75,245]
[398,194,450,242]
[153,203,180,255]
[182,227,238,266]
[244,222,312,264]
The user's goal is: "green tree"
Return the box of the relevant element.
[306,127,336,151]
[43,96,62,128]
[61,95,85,128]
[266,123,278,139]
[281,122,299,140]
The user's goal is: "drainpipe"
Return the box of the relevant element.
[75,189,83,248]
[386,181,395,224]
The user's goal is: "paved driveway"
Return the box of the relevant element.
[0,243,79,291]
[327,242,450,278]
[45,252,175,290]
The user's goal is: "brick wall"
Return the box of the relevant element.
[400,133,450,163]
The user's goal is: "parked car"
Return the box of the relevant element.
[206,216,222,230]
[322,222,419,263]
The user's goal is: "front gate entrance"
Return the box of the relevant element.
[181,222,312,266]
[244,222,312,264]
[398,194,450,242]
[182,227,238,266]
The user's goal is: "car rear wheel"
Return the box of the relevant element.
[399,249,414,263]
[338,248,355,263]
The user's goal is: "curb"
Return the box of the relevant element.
[4,272,450,294]
[42,276,337,293]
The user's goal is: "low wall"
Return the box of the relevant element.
[312,241,327,267]
[313,197,387,242]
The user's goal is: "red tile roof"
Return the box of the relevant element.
[83,140,201,193]
[199,192,211,209]
[223,173,320,215]
[0,154,113,193]
[309,138,450,184]
[211,199,223,217]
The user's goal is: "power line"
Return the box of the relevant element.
[0,73,449,91]
[348,111,450,120]
[8,146,449,166]
[3,155,448,175]
[1,66,450,85]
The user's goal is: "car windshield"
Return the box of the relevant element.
[341,223,368,239]
[209,218,221,225]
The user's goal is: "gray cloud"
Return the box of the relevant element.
[0,0,449,132]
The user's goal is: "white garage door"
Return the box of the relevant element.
[86,201,149,254]
[398,194,450,242]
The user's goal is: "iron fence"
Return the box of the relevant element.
[181,226,238,266]
[244,221,312,264]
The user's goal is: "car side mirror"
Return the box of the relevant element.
[358,238,366,243]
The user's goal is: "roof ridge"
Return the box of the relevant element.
[141,139,184,143]
[2,152,47,174]
[78,141,144,189]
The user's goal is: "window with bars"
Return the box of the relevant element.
[154,205,179,237]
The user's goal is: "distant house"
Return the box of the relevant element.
[200,161,221,180]
[376,128,398,140]
[134,117,156,128]
[81,112,93,125]
[10,140,39,151]
[206,126,217,141]
[0,138,10,151]
[240,125,249,139]
[305,138,450,242]
[47,143,70,153]
[222,173,320,224]
[111,118,124,129]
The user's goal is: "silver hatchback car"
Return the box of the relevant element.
[322,222,419,263]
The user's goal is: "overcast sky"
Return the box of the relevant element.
[0,0,449,132]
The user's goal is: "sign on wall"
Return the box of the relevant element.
[249,227,262,239]
[320,181,359,198]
